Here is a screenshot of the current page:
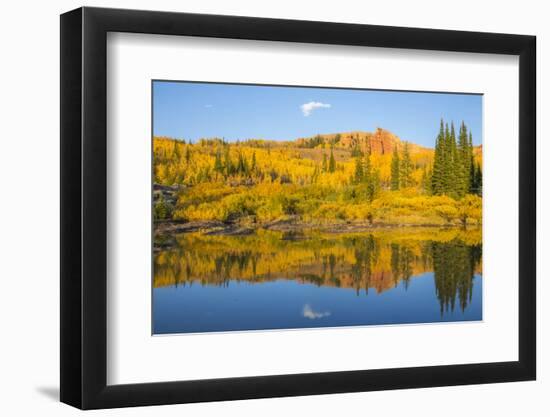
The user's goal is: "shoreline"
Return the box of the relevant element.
[154,218,477,237]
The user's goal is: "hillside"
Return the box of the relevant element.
[296,127,430,155]
[153,123,482,231]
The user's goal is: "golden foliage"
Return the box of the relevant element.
[154,136,482,226]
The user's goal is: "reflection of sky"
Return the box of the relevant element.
[153,274,482,334]
[302,304,331,319]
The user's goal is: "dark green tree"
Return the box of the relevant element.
[354,156,363,183]
[185,145,191,164]
[237,152,249,175]
[223,147,234,176]
[421,166,432,195]
[457,121,471,197]
[363,146,372,183]
[213,149,223,174]
[322,152,328,172]
[329,146,336,173]
[400,142,413,188]
[390,146,400,191]
[367,168,379,202]
[431,119,445,195]
[154,192,173,220]
[472,162,482,195]
[251,151,257,173]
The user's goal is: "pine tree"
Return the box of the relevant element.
[185,145,191,164]
[368,169,380,202]
[448,122,459,197]
[400,142,413,188]
[213,149,223,174]
[224,147,233,176]
[457,121,472,197]
[477,164,483,196]
[354,156,363,183]
[472,162,482,196]
[237,152,249,175]
[468,132,476,193]
[431,119,445,195]
[442,123,451,194]
[251,152,257,173]
[391,146,400,191]
[154,192,172,220]
[322,153,328,172]
[311,165,320,184]
[329,146,336,173]
[421,166,432,195]
[363,146,372,184]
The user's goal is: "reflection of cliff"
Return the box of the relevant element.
[154,228,482,307]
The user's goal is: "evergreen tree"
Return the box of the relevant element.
[185,145,191,164]
[223,147,234,176]
[368,169,380,202]
[468,132,476,193]
[472,162,482,195]
[421,166,432,195]
[477,164,483,196]
[329,146,337,173]
[322,153,328,172]
[431,119,445,195]
[457,121,471,197]
[154,192,172,220]
[391,146,400,191]
[400,142,413,188]
[237,152,249,175]
[442,123,452,194]
[448,122,459,197]
[311,165,320,184]
[213,149,223,174]
[431,119,479,198]
[251,151,257,172]
[354,156,363,183]
[173,141,180,159]
[363,146,372,184]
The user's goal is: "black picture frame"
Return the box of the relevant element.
[60,6,536,410]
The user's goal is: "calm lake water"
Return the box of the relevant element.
[153,228,482,334]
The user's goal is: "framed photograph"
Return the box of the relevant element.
[60,6,536,409]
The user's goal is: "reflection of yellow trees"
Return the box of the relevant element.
[154,228,482,304]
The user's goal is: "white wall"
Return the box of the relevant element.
[0,0,546,415]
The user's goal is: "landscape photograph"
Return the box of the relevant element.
[152,81,483,334]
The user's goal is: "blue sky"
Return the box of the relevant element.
[153,81,482,147]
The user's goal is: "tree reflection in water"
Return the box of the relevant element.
[154,228,482,315]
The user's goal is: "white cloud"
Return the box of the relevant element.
[204,104,213,108]
[300,101,331,117]
[302,304,331,319]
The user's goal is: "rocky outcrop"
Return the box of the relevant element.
[153,183,183,207]
[296,128,429,155]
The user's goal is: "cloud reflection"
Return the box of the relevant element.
[302,304,331,319]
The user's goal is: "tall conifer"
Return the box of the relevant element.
[400,142,413,188]
[329,146,336,173]
[457,121,470,197]
[354,156,363,183]
[431,119,445,195]
[391,146,400,191]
